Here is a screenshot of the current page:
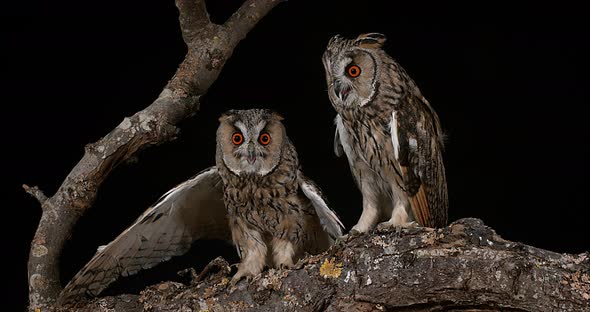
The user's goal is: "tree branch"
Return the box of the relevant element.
[176,0,210,43]
[60,219,590,312]
[225,0,282,46]
[26,0,283,310]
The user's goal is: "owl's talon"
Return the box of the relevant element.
[292,257,308,270]
[336,229,362,244]
[230,267,259,288]
[279,263,294,270]
[230,272,243,287]
[349,229,362,238]
[375,221,395,233]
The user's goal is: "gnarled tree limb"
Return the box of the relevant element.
[26,0,283,310]
[61,219,590,312]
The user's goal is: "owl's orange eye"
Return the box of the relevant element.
[231,132,243,145]
[347,65,361,78]
[259,133,271,145]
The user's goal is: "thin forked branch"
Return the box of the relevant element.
[26,0,283,310]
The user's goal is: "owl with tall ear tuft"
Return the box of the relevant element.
[322,33,448,234]
[58,109,343,304]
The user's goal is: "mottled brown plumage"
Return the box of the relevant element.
[323,33,448,233]
[59,109,343,304]
[216,109,343,283]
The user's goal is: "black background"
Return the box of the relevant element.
[3,0,589,309]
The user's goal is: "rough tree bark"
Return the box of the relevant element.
[24,0,283,310]
[59,218,590,311]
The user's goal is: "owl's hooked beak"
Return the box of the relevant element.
[247,142,256,164]
[334,80,351,102]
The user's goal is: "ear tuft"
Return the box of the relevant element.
[270,111,284,121]
[355,32,387,49]
[219,110,237,123]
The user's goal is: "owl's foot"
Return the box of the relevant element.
[346,228,363,241]
[278,261,295,270]
[292,256,308,270]
[230,269,255,287]
[334,229,362,249]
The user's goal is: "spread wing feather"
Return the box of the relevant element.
[298,174,344,240]
[59,167,229,303]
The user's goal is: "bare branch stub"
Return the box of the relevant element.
[23,184,48,206]
[27,0,284,310]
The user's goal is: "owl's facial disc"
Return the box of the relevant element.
[231,134,266,174]
[223,119,283,176]
[323,49,377,109]
[217,110,286,178]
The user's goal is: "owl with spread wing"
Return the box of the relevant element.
[59,109,343,303]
